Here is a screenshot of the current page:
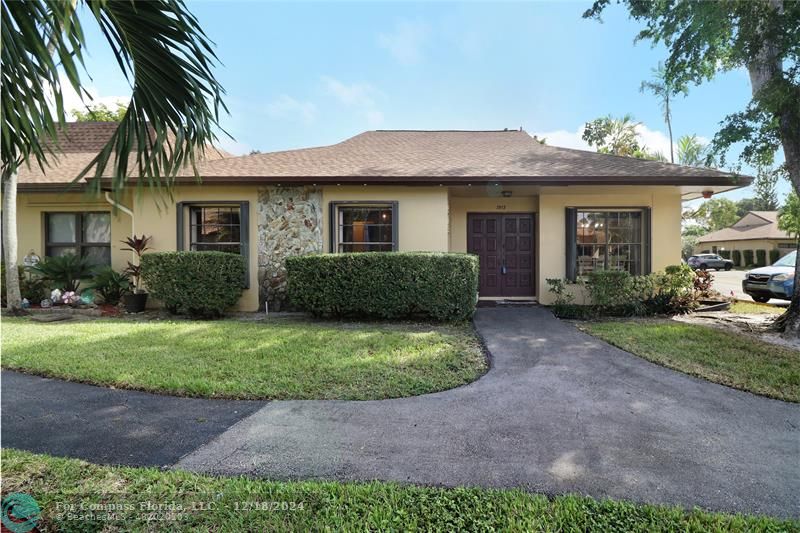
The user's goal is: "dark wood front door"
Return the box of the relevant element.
[467,213,535,297]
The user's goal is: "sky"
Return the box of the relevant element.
[68,0,792,204]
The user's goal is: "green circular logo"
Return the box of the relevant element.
[2,493,41,533]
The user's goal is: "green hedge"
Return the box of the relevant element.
[732,249,742,267]
[743,250,754,267]
[769,249,780,265]
[755,249,767,267]
[286,252,479,321]
[141,252,246,318]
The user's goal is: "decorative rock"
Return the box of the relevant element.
[257,186,322,310]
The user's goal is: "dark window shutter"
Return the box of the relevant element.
[642,207,652,274]
[240,201,250,289]
[565,207,577,281]
[176,202,185,250]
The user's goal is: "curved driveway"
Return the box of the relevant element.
[4,307,799,517]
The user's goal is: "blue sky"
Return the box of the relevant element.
[71,1,790,202]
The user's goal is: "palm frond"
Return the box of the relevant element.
[1,0,228,197]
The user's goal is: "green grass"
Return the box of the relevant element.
[0,317,486,400]
[1,449,794,532]
[730,301,782,315]
[582,321,800,402]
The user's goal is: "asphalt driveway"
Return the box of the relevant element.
[3,307,799,518]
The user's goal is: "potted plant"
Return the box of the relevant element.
[121,235,152,313]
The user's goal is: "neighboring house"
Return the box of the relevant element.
[695,211,795,257]
[15,123,750,310]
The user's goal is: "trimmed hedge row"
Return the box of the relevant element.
[286,252,479,321]
[732,249,742,267]
[141,252,246,318]
[769,249,781,264]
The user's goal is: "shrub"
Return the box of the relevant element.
[545,278,576,305]
[755,249,767,267]
[86,267,131,305]
[141,252,246,318]
[769,249,780,265]
[732,249,742,267]
[719,250,731,259]
[693,269,714,299]
[743,250,754,267]
[29,254,94,292]
[287,252,479,321]
[585,270,633,308]
[1,264,47,305]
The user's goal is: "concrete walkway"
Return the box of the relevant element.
[3,307,799,518]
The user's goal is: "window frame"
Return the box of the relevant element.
[176,201,250,288]
[329,201,399,253]
[44,211,112,266]
[565,207,651,281]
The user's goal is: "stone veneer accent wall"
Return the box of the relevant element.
[257,186,322,310]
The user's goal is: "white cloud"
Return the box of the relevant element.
[323,76,384,128]
[265,95,317,124]
[378,19,429,65]
[322,76,377,108]
[366,110,385,127]
[48,73,129,120]
[531,127,591,151]
[533,123,707,163]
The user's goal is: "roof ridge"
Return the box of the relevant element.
[372,129,525,133]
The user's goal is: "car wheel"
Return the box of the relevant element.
[699,263,708,270]
[724,264,732,271]
[752,295,770,303]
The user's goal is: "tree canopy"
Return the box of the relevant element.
[71,103,127,123]
[779,192,800,240]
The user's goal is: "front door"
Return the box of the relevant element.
[467,213,535,297]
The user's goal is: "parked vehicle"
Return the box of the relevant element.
[687,253,734,271]
[741,251,796,303]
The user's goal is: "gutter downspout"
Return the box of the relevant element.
[104,192,135,261]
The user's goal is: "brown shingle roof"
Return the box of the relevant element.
[697,211,790,243]
[185,130,745,185]
[17,122,232,189]
[20,127,748,189]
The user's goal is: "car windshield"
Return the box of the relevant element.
[773,251,797,267]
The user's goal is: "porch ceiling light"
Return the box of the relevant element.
[702,190,714,199]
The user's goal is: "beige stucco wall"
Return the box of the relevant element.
[321,186,449,252]
[17,183,685,310]
[130,185,260,311]
[17,186,261,311]
[16,191,132,272]
[537,185,683,304]
[694,239,795,255]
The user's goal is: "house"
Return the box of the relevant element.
[15,123,751,310]
[695,211,795,259]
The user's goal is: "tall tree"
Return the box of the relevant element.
[585,0,800,335]
[582,114,641,157]
[71,102,128,123]
[779,192,800,242]
[694,198,740,232]
[752,167,781,211]
[640,63,684,163]
[1,0,226,312]
[676,134,707,167]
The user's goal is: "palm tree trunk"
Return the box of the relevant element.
[666,96,674,163]
[2,170,23,311]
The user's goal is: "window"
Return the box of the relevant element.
[45,212,111,266]
[189,206,243,254]
[176,201,250,287]
[331,202,397,252]
[566,208,650,280]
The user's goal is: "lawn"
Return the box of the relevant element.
[0,317,486,400]
[729,301,782,314]
[2,449,793,532]
[582,321,799,402]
